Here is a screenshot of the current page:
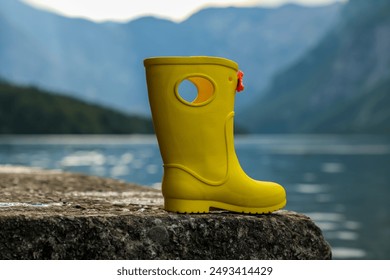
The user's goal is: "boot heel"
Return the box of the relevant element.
[164,198,211,213]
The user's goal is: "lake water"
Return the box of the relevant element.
[1,134,389,260]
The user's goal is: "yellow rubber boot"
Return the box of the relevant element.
[144,56,286,214]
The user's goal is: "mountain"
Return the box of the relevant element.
[0,80,153,134]
[0,0,341,115]
[240,0,390,134]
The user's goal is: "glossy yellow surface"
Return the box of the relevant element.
[144,56,286,213]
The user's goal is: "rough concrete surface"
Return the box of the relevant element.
[0,165,332,260]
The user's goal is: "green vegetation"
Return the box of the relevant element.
[311,77,390,134]
[0,81,154,134]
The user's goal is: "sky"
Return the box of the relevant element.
[21,0,346,23]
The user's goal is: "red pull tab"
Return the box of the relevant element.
[236,70,245,92]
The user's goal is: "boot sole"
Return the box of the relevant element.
[164,198,287,214]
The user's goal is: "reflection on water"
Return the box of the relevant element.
[0,135,163,186]
[1,134,390,260]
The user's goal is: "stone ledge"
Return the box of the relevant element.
[0,165,331,260]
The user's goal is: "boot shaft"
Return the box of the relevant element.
[144,56,240,180]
